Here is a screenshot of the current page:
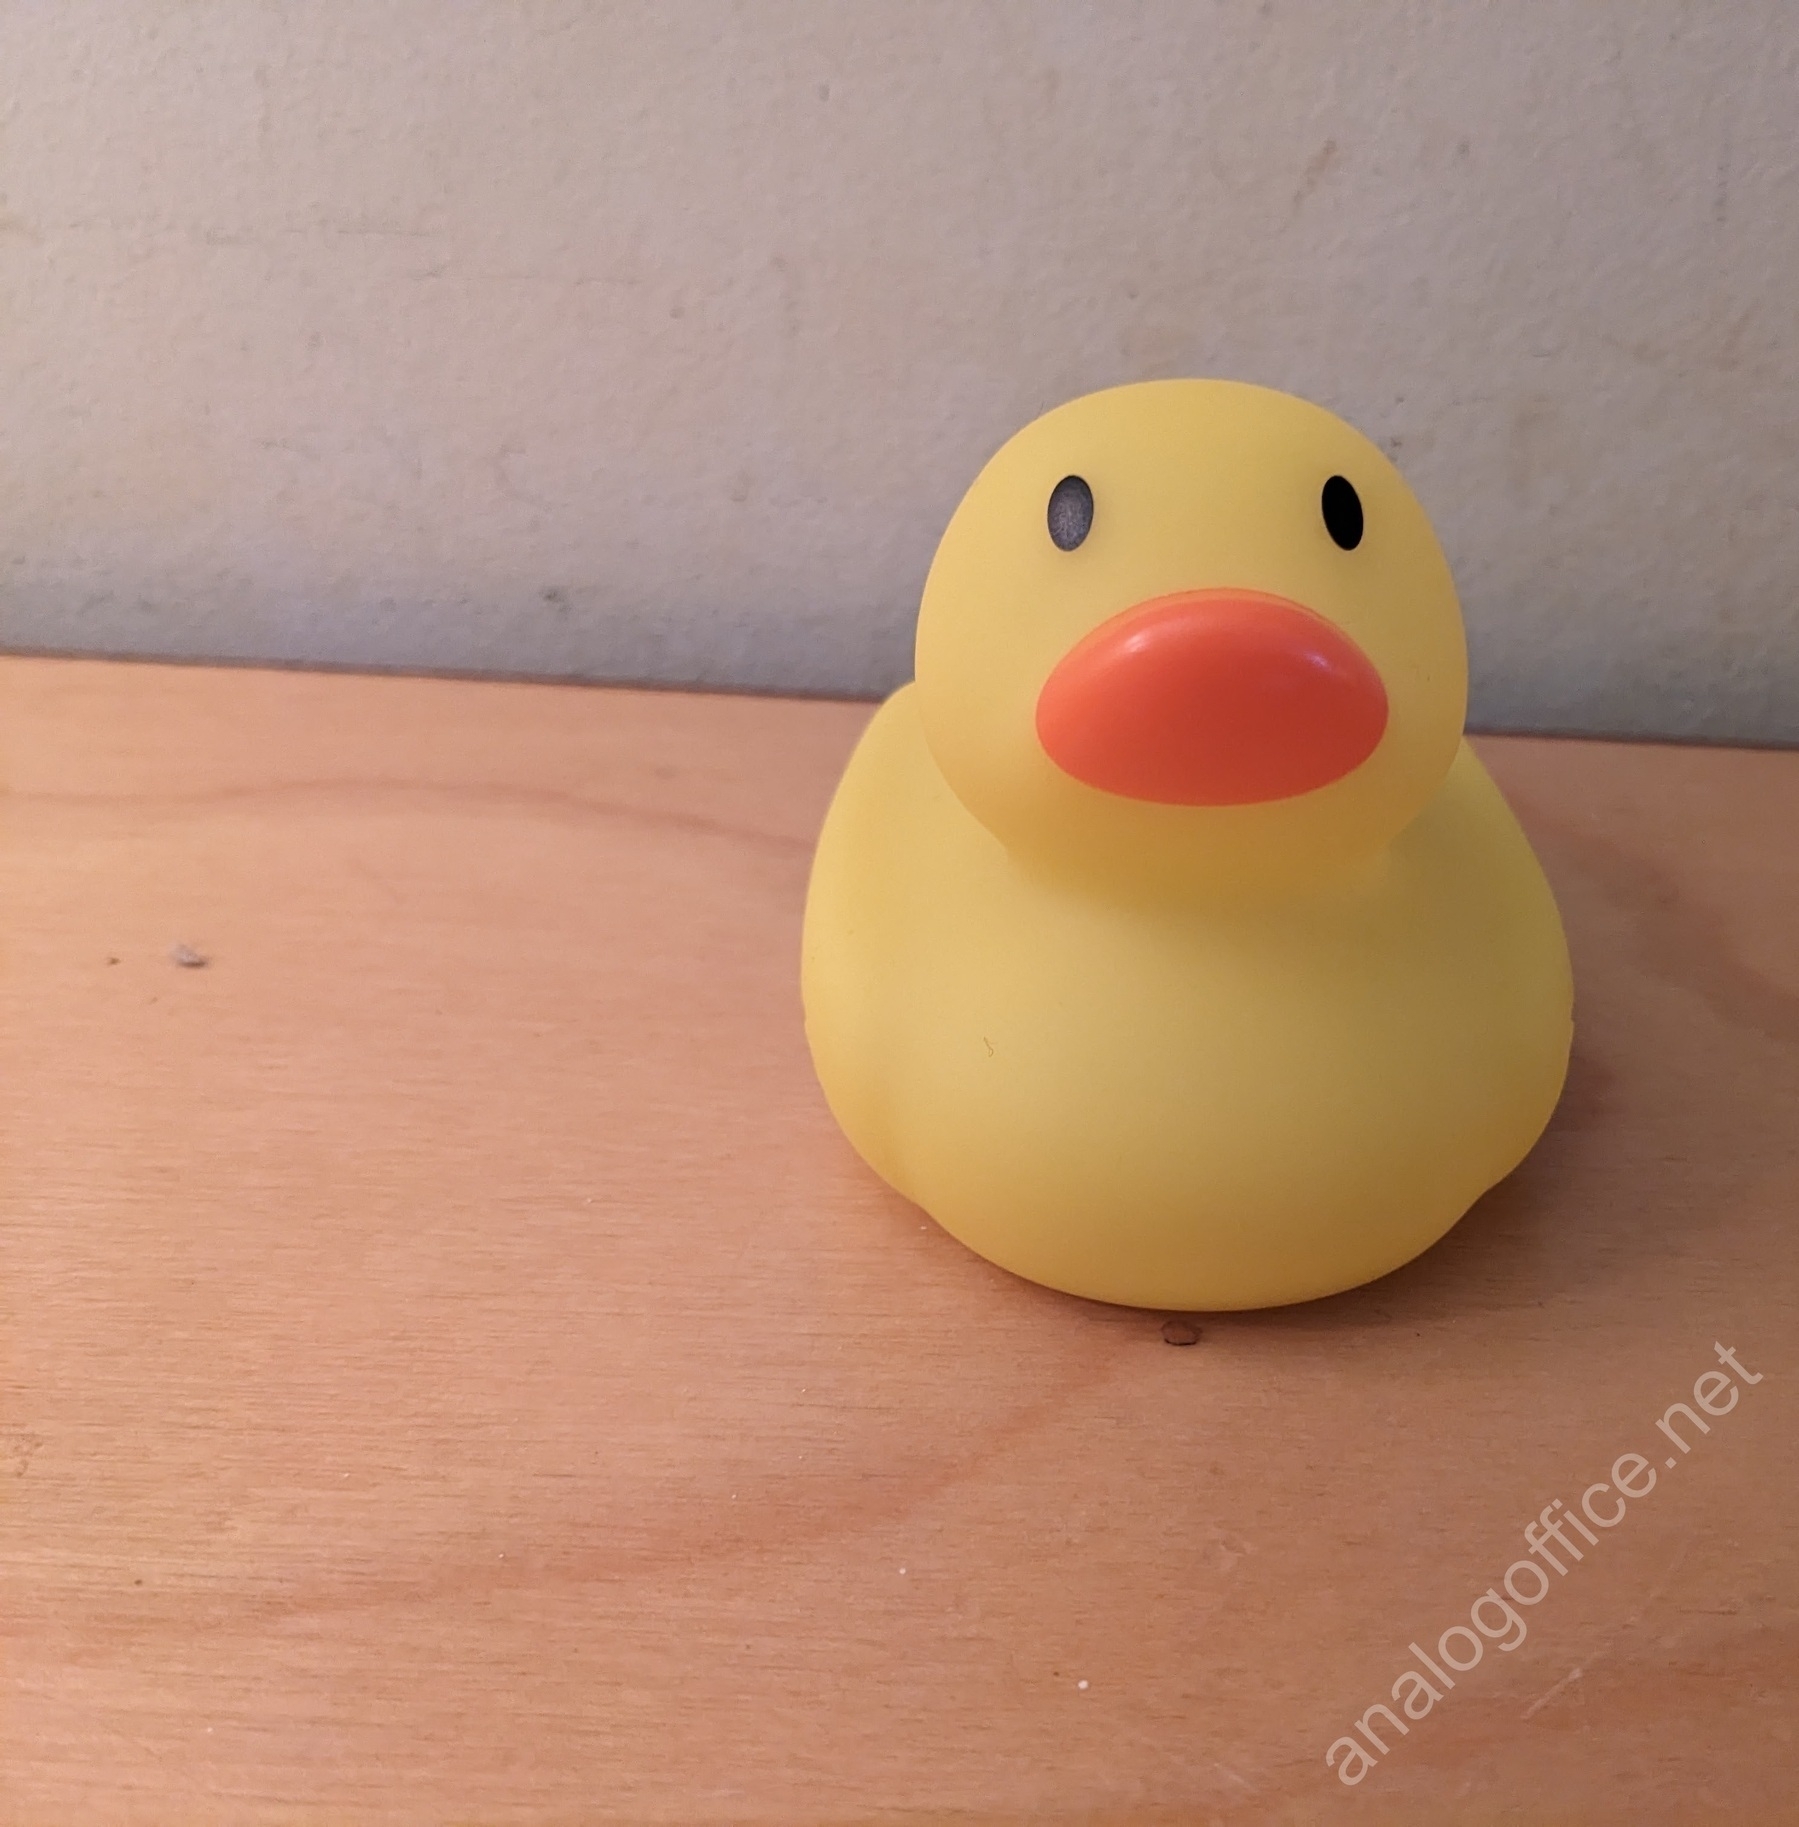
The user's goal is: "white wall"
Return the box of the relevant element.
[0,1,1794,740]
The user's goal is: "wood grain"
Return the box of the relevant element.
[1,655,1795,1825]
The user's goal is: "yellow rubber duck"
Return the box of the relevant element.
[802,380,1572,1309]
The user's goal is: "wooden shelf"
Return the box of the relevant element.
[2,655,1794,1823]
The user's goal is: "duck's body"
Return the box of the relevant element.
[802,379,1573,1309]
[805,685,1570,1309]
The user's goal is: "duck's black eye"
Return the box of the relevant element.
[1321,475,1363,550]
[1047,475,1093,551]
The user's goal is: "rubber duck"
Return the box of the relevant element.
[802,380,1572,1309]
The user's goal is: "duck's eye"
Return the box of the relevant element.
[1047,475,1094,551]
[1321,475,1363,551]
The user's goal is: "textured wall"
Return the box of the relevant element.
[1,2,1794,739]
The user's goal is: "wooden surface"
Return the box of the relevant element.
[1,655,1795,1825]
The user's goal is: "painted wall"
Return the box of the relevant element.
[1,2,1794,739]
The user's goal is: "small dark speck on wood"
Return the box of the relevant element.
[1161,1317,1201,1347]
[171,943,209,969]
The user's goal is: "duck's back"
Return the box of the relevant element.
[802,686,1572,1309]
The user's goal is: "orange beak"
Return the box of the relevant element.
[1034,589,1389,806]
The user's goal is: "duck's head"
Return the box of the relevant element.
[915,380,1467,896]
